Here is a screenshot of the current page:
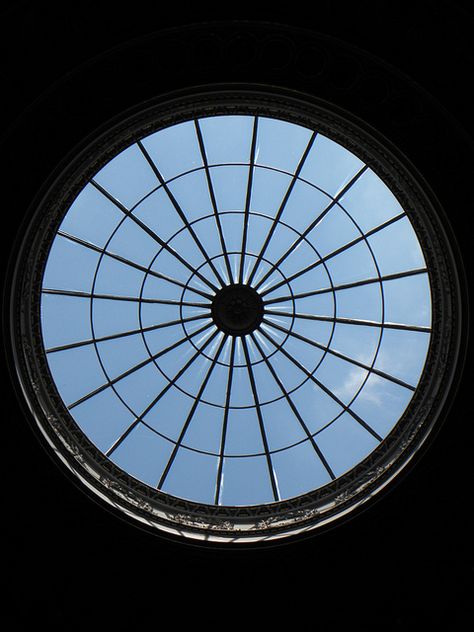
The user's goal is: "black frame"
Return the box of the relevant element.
[9,85,464,543]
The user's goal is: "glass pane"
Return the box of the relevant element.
[220,456,275,505]
[200,115,254,164]
[59,183,123,247]
[94,143,158,208]
[317,412,379,478]
[272,441,333,499]
[255,116,313,173]
[300,133,364,197]
[162,448,219,505]
[140,120,203,180]
[43,235,99,292]
[111,423,175,488]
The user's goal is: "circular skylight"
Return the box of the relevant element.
[12,89,460,543]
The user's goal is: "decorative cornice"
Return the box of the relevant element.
[10,86,463,542]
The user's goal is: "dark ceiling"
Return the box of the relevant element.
[1,2,472,628]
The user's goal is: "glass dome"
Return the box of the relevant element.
[11,88,460,543]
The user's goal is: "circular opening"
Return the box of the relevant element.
[10,87,462,544]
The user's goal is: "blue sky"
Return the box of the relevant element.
[41,115,431,506]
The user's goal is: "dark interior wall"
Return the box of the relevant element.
[1,2,472,627]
